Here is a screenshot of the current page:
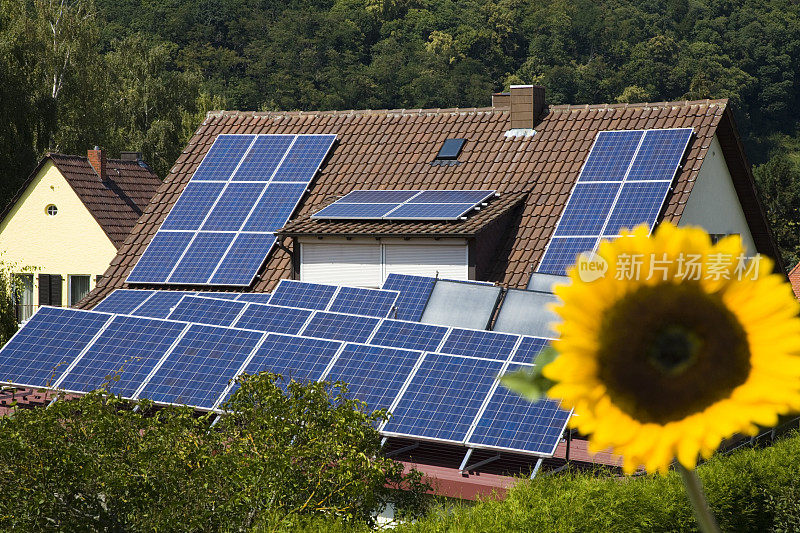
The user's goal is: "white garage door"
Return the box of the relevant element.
[383,243,468,281]
[300,242,382,287]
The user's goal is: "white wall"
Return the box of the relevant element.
[678,134,757,255]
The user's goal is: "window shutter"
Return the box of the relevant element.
[38,274,51,306]
[49,275,62,307]
[300,243,382,287]
[383,243,468,280]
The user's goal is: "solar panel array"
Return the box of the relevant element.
[537,128,693,275]
[311,190,496,220]
[1,291,568,457]
[127,134,336,286]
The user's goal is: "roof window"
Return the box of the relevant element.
[433,138,466,166]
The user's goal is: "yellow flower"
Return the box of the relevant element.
[544,223,800,474]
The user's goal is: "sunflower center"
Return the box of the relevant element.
[597,282,751,425]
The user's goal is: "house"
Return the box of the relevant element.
[789,261,800,298]
[59,86,779,497]
[0,149,160,320]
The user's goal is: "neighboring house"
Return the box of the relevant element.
[0,149,160,320]
[789,261,800,298]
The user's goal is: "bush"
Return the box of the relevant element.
[0,373,429,531]
[398,430,800,532]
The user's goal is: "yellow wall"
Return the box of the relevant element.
[0,161,118,307]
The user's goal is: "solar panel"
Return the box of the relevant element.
[136,324,263,409]
[0,307,111,388]
[160,182,225,231]
[383,354,504,443]
[468,364,570,455]
[197,292,242,301]
[268,280,337,310]
[526,272,568,293]
[229,333,342,395]
[327,286,399,318]
[132,291,195,319]
[493,289,559,338]
[537,128,693,276]
[381,274,436,321]
[370,319,448,352]
[439,328,519,361]
[310,189,495,221]
[167,232,235,284]
[235,293,272,304]
[300,311,380,343]
[57,315,186,397]
[201,183,266,231]
[191,134,256,181]
[324,344,421,411]
[92,289,154,314]
[127,232,195,283]
[420,280,501,330]
[167,296,247,327]
[231,134,294,181]
[127,134,335,286]
[232,304,312,334]
[510,336,550,364]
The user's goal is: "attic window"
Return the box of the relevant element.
[433,138,466,166]
[45,204,58,216]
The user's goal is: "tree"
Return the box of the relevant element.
[754,153,800,269]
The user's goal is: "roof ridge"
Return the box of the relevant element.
[547,98,728,112]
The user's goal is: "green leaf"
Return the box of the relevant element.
[500,346,559,401]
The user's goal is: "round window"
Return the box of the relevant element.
[45,204,58,216]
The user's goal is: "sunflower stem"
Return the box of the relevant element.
[677,462,720,533]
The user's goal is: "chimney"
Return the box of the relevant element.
[492,92,511,109]
[87,146,106,179]
[120,151,143,162]
[509,85,546,130]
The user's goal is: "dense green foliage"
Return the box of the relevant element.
[397,431,800,532]
[0,373,429,531]
[2,0,800,264]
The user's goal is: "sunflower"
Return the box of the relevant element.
[544,223,800,474]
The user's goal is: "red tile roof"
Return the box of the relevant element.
[80,98,780,307]
[1,154,161,248]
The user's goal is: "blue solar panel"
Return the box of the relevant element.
[197,292,241,301]
[57,315,186,397]
[300,312,380,343]
[133,291,195,319]
[167,296,247,327]
[579,130,643,182]
[335,190,420,203]
[370,320,448,352]
[208,232,275,285]
[268,280,337,310]
[603,181,671,236]
[325,344,421,411]
[553,182,621,237]
[439,328,519,361]
[235,293,272,304]
[92,289,154,314]
[233,304,312,334]
[232,135,294,181]
[137,324,263,409]
[201,183,266,231]
[381,274,436,321]
[408,190,494,204]
[127,232,195,284]
[160,182,226,231]
[537,237,597,275]
[468,364,570,455]
[627,128,692,181]
[328,287,399,318]
[241,182,309,232]
[385,203,475,220]
[0,307,111,388]
[510,336,549,364]
[383,354,504,442]
[271,135,336,182]
[234,333,342,393]
[168,232,235,284]
[191,134,255,181]
[312,202,396,219]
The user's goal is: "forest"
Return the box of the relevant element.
[2,0,800,265]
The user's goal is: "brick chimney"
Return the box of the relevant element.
[509,85,546,130]
[87,146,106,179]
